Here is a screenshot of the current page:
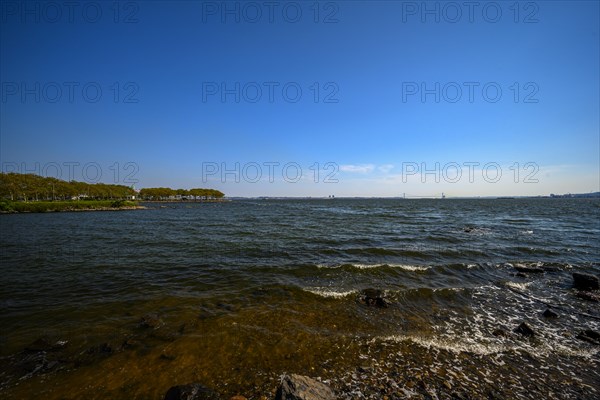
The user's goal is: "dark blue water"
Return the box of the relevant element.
[0,198,599,399]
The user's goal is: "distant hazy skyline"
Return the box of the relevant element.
[1,1,598,197]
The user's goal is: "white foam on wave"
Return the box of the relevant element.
[386,264,431,271]
[374,334,599,359]
[373,334,507,356]
[303,287,358,299]
[505,281,532,291]
[317,263,430,271]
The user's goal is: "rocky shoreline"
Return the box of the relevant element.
[160,271,600,400]
[1,269,598,399]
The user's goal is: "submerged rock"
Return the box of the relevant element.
[572,273,599,291]
[86,342,113,355]
[359,288,391,308]
[514,322,535,337]
[140,313,164,329]
[275,374,336,400]
[542,309,559,318]
[164,383,220,400]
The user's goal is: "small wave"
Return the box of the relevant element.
[303,287,358,299]
[374,334,507,356]
[374,334,599,359]
[316,263,430,272]
[505,281,532,291]
[355,263,430,272]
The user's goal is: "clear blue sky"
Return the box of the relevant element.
[1,1,598,197]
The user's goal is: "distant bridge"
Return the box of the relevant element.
[401,192,446,199]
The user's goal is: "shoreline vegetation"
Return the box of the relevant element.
[0,199,145,214]
[0,172,225,214]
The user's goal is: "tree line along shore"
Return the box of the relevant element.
[0,172,225,213]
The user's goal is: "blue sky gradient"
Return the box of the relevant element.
[1,1,598,197]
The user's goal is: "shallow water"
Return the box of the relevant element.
[0,198,599,398]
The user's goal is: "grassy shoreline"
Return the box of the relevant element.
[0,200,145,214]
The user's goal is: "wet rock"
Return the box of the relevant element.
[541,264,561,273]
[275,374,336,400]
[359,288,391,308]
[229,397,247,400]
[514,264,544,273]
[516,272,528,278]
[576,330,600,345]
[140,313,164,329]
[575,291,600,302]
[542,309,559,318]
[164,383,221,400]
[514,322,535,337]
[492,328,508,337]
[572,272,599,291]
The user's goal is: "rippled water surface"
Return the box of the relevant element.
[0,198,599,399]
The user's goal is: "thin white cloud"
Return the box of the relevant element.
[340,164,375,174]
[378,164,394,173]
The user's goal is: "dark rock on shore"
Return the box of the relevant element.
[572,272,599,291]
[164,383,221,400]
[576,330,600,345]
[575,291,599,302]
[492,328,508,337]
[514,322,535,337]
[542,309,559,318]
[275,374,336,400]
[359,288,391,308]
